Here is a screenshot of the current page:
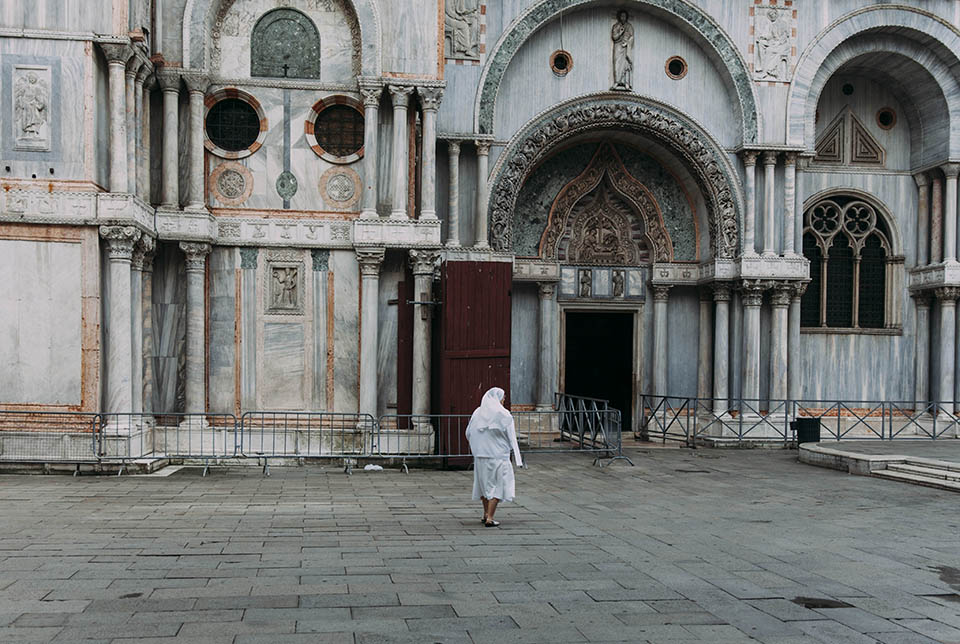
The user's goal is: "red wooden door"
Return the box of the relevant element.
[437,261,512,457]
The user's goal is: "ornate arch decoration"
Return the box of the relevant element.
[488,93,743,260]
[787,6,960,162]
[182,0,380,76]
[250,9,321,79]
[474,0,759,143]
[540,143,672,263]
[801,187,903,257]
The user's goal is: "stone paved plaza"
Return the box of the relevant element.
[1,449,960,643]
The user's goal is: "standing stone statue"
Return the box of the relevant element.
[611,10,634,91]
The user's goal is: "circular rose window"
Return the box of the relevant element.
[204,90,267,159]
[306,96,365,164]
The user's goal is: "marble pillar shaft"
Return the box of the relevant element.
[125,68,137,194]
[130,261,143,414]
[357,250,384,417]
[940,297,956,410]
[652,289,669,397]
[762,152,777,256]
[180,244,210,413]
[187,89,205,209]
[160,78,179,208]
[108,60,128,193]
[915,298,930,407]
[101,227,140,413]
[359,89,380,218]
[742,290,762,404]
[475,143,490,248]
[712,287,730,414]
[783,155,796,255]
[134,74,145,199]
[537,283,557,409]
[742,153,758,255]
[142,260,155,414]
[411,273,432,415]
[944,166,959,263]
[446,141,461,246]
[388,87,412,219]
[787,296,801,402]
[141,80,152,203]
[769,293,789,403]
[932,175,944,264]
[419,103,440,220]
[916,175,930,266]
[697,293,712,401]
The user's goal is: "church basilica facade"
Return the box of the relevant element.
[1,0,958,437]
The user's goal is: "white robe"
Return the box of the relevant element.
[465,388,523,502]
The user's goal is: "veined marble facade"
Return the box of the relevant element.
[2,0,960,431]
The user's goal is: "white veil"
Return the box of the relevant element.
[466,387,511,435]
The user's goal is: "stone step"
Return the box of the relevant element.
[872,468,960,493]
[887,462,960,481]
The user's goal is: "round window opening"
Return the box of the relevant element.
[842,83,855,96]
[206,98,261,152]
[550,50,572,76]
[876,107,897,130]
[315,105,364,158]
[665,56,687,80]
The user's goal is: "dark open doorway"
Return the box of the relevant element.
[564,311,634,432]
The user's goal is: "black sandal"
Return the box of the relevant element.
[481,515,487,524]
[484,520,501,528]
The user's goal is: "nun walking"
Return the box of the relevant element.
[465,387,523,527]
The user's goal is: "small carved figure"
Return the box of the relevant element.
[14,71,48,138]
[579,269,592,297]
[445,0,480,59]
[273,267,298,308]
[612,270,625,297]
[755,8,790,80]
[611,10,634,91]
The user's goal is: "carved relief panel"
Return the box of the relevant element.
[445,0,485,63]
[264,250,305,315]
[560,266,645,301]
[13,66,51,151]
[750,1,796,83]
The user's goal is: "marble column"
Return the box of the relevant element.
[156,69,181,208]
[914,293,931,409]
[180,242,211,414]
[417,87,443,220]
[141,240,156,415]
[712,284,731,414]
[915,173,930,267]
[652,286,671,397]
[100,225,141,413]
[697,288,713,402]
[787,283,806,404]
[769,284,791,405]
[943,164,959,263]
[761,151,778,257]
[475,140,491,248]
[936,287,960,414]
[134,65,150,201]
[141,75,155,204]
[358,81,382,219]
[99,44,131,193]
[357,248,385,417]
[388,85,414,219]
[783,152,797,256]
[741,150,759,255]
[130,237,151,414]
[125,57,141,194]
[537,282,558,410]
[932,173,944,264]
[446,141,461,246]
[183,73,208,211]
[741,281,765,407]
[409,250,439,417]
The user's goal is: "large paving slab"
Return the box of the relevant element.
[1,449,960,643]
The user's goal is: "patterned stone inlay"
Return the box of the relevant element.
[251,8,321,79]
[327,173,355,202]
[217,169,246,198]
[209,161,254,206]
[276,171,298,200]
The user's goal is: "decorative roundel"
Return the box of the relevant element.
[319,166,361,210]
[209,162,254,206]
[665,56,687,80]
[550,50,572,76]
[204,89,267,159]
[876,107,897,130]
[276,171,298,200]
[305,96,365,164]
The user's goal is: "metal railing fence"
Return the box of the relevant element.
[639,394,960,445]
[0,410,101,469]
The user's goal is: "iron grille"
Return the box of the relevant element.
[205,99,260,152]
[315,105,364,157]
[825,236,854,328]
[858,234,886,328]
[801,233,822,326]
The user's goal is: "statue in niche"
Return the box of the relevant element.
[755,8,791,80]
[14,71,48,143]
[611,10,634,91]
[612,270,625,297]
[445,0,480,59]
[579,269,592,297]
[272,267,298,308]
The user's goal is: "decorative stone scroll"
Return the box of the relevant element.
[488,95,741,259]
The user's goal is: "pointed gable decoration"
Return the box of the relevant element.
[814,110,844,164]
[850,112,884,165]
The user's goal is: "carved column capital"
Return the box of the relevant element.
[943,163,960,179]
[134,62,152,85]
[387,85,414,108]
[935,286,960,303]
[712,283,732,302]
[359,84,382,107]
[783,151,797,166]
[356,247,385,277]
[179,242,211,272]
[538,282,556,299]
[740,279,768,307]
[791,281,809,299]
[761,150,779,166]
[408,249,440,276]
[652,285,672,302]
[475,140,491,156]
[417,86,444,112]
[100,225,141,260]
[155,68,181,92]
[913,291,932,308]
[99,42,132,65]
[914,171,930,189]
[181,72,209,95]
[125,56,143,79]
[448,140,461,155]
[131,235,155,271]
[740,149,759,167]
[770,283,793,307]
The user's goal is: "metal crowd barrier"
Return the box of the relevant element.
[639,395,960,445]
[239,411,376,474]
[0,410,101,473]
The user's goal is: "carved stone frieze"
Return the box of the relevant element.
[514,259,560,282]
[488,96,741,260]
[353,218,441,248]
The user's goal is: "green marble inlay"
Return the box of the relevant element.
[478,0,757,142]
[311,249,330,272]
[240,247,259,270]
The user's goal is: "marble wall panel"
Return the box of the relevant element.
[376,98,393,216]
[378,0,438,76]
[665,288,699,398]
[510,282,538,405]
[0,238,82,404]
[330,249,358,413]
[208,247,237,414]
[0,1,112,32]
[261,322,306,409]
[151,243,186,414]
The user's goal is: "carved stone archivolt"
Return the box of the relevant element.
[489,95,741,259]
[540,143,671,264]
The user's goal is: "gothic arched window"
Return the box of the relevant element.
[801,196,899,330]
[250,9,321,79]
